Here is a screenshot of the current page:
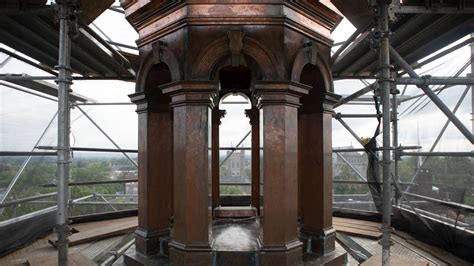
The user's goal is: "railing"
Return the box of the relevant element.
[0,172,472,230]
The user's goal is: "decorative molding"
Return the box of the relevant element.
[136,16,334,48]
[151,40,168,64]
[227,30,245,67]
[129,91,171,113]
[305,42,319,66]
[161,81,219,108]
[253,81,310,108]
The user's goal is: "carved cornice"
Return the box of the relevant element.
[322,91,342,113]
[121,2,341,48]
[129,91,171,113]
[285,1,343,32]
[161,81,219,108]
[245,107,259,125]
[252,81,310,108]
[213,108,227,125]
[120,0,182,30]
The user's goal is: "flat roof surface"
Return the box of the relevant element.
[0,216,469,265]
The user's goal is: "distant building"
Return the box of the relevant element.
[221,150,250,194]
[224,150,246,179]
[125,182,138,196]
[333,146,368,179]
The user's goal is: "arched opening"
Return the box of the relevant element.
[219,93,252,198]
[133,61,174,257]
[144,62,172,102]
[299,64,325,112]
[298,63,336,252]
[218,65,252,97]
[212,65,259,211]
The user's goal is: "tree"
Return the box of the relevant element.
[334,165,368,194]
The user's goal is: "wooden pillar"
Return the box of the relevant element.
[163,81,218,265]
[299,92,340,255]
[245,106,260,213]
[130,92,173,257]
[212,108,226,209]
[254,81,308,265]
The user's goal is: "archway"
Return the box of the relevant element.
[132,62,174,256]
[143,62,172,100]
[297,63,336,255]
[212,65,260,216]
[219,93,252,199]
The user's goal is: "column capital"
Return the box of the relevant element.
[129,91,171,114]
[161,81,219,108]
[213,108,227,125]
[322,91,342,112]
[244,106,259,125]
[252,81,309,109]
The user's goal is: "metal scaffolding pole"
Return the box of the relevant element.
[395,77,474,85]
[377,1,393,265]
[471,33,474,148]
[55,1,75,264]
[391,73,400,205]
[401,151,474,157]
[331,21,371,62]
[334,82,378,108]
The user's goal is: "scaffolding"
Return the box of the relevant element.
[0,1,473,265]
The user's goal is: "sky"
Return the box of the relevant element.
[0,4,472,157]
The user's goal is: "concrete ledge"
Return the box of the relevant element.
[303,249,347,265]
[214,206,257,218]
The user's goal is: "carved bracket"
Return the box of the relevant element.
[305,42,319,66]
[245,107,259,126]
[213,109,227,125]
[152,40,168,64]
[227,30,245,67]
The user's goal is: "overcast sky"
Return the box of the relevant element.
[0,5,472,157]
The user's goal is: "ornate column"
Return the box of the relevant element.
[299,92,340,255]
[212,107,226,210]
[253,81,309,265]
[129,92,173,257]
[245,106,260,213]
[162,81,218,264]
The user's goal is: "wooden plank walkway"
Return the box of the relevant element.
[0,217,137,265]
[27,253,95,266]
[333,217,382,239]
[393,229,471,266]
[48,216,137,247]
[362,254,429,266]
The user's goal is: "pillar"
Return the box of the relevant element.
[162,81,218,265]
[245,106,260,213]
[299,92,340,255]
[253,81,308,265]
[212,108,226,209]
[130,92,173,257]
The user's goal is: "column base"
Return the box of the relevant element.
[169,247,212,266]
[300,227,336,255]
[123,245,169,266]
[260,238,303,252]
[303,249,347,266]
[134,228,170,257]
[260,247,302,266]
